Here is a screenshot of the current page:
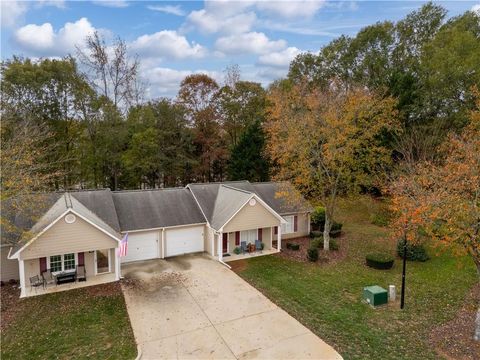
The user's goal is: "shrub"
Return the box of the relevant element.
[307,247,318,262]
[370,213,390,227]
[290,243,300,250]
[310,230,322,238]
[365,253,395,270]
[310,237,339,251]
[397,239,429,262]
[330,222,343,231]
[233,247,241,255]
[260,242,265,250]
[311,206,325,229]
[330,230,342,238]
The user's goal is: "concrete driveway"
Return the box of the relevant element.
[121,254,342,360]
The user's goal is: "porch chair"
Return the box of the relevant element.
[255,240,263,253]
[240,241,247,255]
[42,270,55,288]
[29,275,44,293]
[76,265,86,282]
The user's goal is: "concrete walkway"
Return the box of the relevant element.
[121,254,342,360]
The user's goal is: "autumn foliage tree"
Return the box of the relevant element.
[265,82,400,250]
[390,87,480,339]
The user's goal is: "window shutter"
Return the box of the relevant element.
[294,215,298,232]
[274,226,278,235]
[258,228,262,241]
[78,252,85,266]
[39,257,47,273]
[235,231,240,246]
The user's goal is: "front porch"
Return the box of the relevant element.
[24,272,117,297]
[223,248,278,262]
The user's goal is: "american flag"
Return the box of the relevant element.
[118,233,128,257]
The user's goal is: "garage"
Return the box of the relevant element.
[121,231,159,263]
[165,226,204,257]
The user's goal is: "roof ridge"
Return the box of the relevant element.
[112,187,186,193]
[220,184,253,195]
[188,180,250,186]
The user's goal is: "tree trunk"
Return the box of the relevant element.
[323,212,331,251]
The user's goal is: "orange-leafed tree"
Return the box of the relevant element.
[265,82,400,250]
[390,87,480,338]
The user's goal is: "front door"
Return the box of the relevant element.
[95,249,110,274]
[222,233,228,253]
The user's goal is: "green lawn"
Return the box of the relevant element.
[1,283,137,360]
[235,197,478,360]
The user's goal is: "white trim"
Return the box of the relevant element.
[161,229,165,259]
[277,225,282,251]
[217,232,223,262]
[10,209,121,259]
[219,194,286,232]
[282,215,295,234]
[186,185,210,225]
[120,222,207,234]
[115,246,121,280]
[47,253,78,272]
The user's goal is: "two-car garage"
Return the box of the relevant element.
[121,225,205,263]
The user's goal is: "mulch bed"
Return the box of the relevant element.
[429,282,480,360]
[0,283,21,332]
[85,281,123,297]
[275,236,348,265]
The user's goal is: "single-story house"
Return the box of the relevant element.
[1,181,312,297]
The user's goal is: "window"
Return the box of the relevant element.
[49,253,76,272]
[281,216,294,234]
[64,253,75,270]
[49,255,62,272]
[240,229,257,244]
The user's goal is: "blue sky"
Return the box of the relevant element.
[1,1,478,97]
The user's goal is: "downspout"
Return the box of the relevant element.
[214,230,231,269]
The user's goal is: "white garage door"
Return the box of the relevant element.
[121,231,159,263]
[165,226,204,257]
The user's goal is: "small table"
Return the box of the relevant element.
[247,243,256,253]
[52,269,77,285]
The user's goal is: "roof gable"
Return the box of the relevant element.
[210,185,253,230]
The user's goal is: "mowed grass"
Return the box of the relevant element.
[235,196,478,359]
[1,283,137,360]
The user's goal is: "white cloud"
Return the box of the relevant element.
[184,9,256,34]
[35,0,66,8]
[14,17,96,57]
[147,5,185,16]
[215,32,286,55]
[130,30,206,60]
[472,4,480,14]
[142,67,221,97]
[1,0,28,28]
[258,47,302,67]
[91,0,129,8]
[256,0,325,19]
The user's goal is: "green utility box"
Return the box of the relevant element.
[363,285,388,307]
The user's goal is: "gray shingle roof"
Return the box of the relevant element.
[112,188,206,231]
[210,185,253,230]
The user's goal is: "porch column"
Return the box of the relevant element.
[19,259,26,298]
[161,228,165,259]
[277,225,282,251]
[115,247,120,280]
[218,232,223,262]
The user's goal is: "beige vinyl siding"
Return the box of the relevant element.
[262,227,272,250]
[205,227,215,255]
[223,201,280,233]
[281,212,310,240]
[228,232,235,253]
[20,215,118,260]
[1,247,19,281]
[24,258,39,284]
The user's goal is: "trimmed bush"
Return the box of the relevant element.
[233,247,241,255]
[366,253,395,270]
[290,243,300,251]
[310,237,339,251]
[307,247,318,262]
[397,239,429,262]
[260,242,265,250]
[330,222,343,231]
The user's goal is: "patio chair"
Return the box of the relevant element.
[255,240,263,253]
[240,241,247,255]
[76,265,86,282]
[42,270,55,288]
[29,275,44,292]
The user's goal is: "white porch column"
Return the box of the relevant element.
[277,225,282,251]
[19,259,26,298]
[218,232,223,262]
[161,228,165,259]
[115,247,120,280]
